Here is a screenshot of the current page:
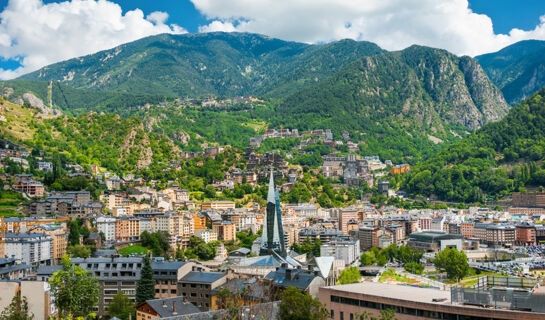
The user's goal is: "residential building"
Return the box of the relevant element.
[13,180,44,197]
[136,297,200,320]
[265,266,325,298]
[212,221,236,242]
[29,224,67,261]
[516,223,536,245]
[320,237,360,265]
[178,271,228,311]
[201,201,235,211]
[4,232,52,265]
[96,216,116,241]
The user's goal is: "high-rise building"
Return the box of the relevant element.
[260,171,286,257]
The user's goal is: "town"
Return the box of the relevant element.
[1,134,545,320]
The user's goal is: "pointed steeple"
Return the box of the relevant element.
[267,170,275,203]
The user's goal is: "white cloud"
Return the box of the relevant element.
[199,20,237,33]
[0,0,186,79]
[193,0,545,56]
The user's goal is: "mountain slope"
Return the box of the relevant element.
[19,32,384,99]
[403,87,545,202]
[0,98,178,173]
[273,46,509,160]
[476,40,545,104]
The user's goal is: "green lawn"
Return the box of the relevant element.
[118,245,148,256]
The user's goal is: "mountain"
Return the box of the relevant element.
[274,45,510,160]
[19,32,384,99]
[403,87,545,202]
[0,97,178,173]
[476,40,545,104]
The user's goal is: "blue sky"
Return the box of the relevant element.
[0,0,544,79]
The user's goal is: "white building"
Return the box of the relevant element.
[319,237,360,265]
[194,229,218,243]
[96,216,116,241]
[139,218,153,234]
[4,233,52,265]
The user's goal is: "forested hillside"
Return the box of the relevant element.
[0,98,178,173]
[19,32,384,99]
[403,87,545,202]
[274,45,509,161]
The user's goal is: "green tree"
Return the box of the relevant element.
[67,245,91,258]
[194,242,216,261]
[433,247,470,281]
[0,296,34,320]
[107,292,134,320]
[135,255,155,304]
[68,221,80,246]
[360,251,376,266]
[404,262,424,275]
[278,287,329,320]
[338,266,362,284]
[49,255,100,318]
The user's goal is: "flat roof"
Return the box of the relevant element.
[325,282,451,305]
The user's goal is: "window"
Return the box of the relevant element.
[340,311,344,320]
[350,313,353,320]
[331,310,334,318]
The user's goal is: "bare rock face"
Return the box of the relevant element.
[21,92,62,116]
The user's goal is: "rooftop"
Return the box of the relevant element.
[326,282,450,304]
[180,271,226,283]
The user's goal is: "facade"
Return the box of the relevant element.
[4,232,52,265]
[29,225,67,261]
[338,209,359,235]
[96,216,116,241]
[201,201,235,210]
[320,282,545,320]
[152,261,194,299]
[512,192,545,208]
[516,223,536,245]
[136,297,200,320]
[212,221,236,242]
[177,271,227,311]
[320,237,360,265]
[13,180,44,197]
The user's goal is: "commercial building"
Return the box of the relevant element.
[320,282,545,320]
[406,231,463,252]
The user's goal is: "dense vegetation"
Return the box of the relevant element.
[19,32,384,100]
[403,88,545,202]
[274,46,509,162]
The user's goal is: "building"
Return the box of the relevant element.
[265,266,325,298]
[201,201,235,211]
[390,164,410,174]
[194,229,218,243]
[177,271,227,311]
[29,224,67,261]
[212,221,236,242]
[406,231,463,252]
[152,261,194,299]
[4,232,52,265]
[136,297,200,320]
[512,192,545,208]
[96,216,116,241]
[320,282,545,320]
[13,180,44,197]
[516,223,536,245]
[320,237,360,265]
[337,209,359,235]
[0,258,34,280]
[260,171,286,257]
[20,281,57,320]
[115,217,141,242]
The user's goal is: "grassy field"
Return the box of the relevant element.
[118,245,148,256]
[0,191,25,217]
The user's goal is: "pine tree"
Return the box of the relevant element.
[135,255,155,304]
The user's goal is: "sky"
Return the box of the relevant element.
[0,0,544,79]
